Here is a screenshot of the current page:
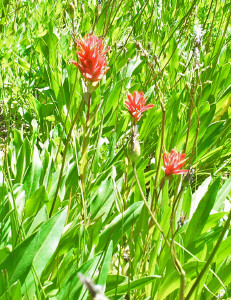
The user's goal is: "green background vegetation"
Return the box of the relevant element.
[0,0,231,299]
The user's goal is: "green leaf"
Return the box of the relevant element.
[23,145,43,199]
[105,274,127,292]
[26,205,48,236]
[0,280,22,300]
[40,103,56,117]
[214,176,231,211]
[57,255,101,300]
[104,80,123,123]
[205,260,231,298]
[15,137,31,183]
[156,261,204,300]
[106,275,161,296]
[25,186,48,218]
[0,232,38,295]
[90,178,115,222]
[184,177,221,248]
[96,201,144,252]
[125,55,143,78]
[24,207,67,293]
[214,234,231,264]
[97,240,113,289]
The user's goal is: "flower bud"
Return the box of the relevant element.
[127,125,140,163]
[127,138,140,163]
[69,3,75,20]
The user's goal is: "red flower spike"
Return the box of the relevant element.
[163,149,188,176]
[70,34,110,83]
[125,91,154,122]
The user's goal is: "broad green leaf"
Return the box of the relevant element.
[57,255,101,300]
[205,261,231,299]
[23,145,43,199]
[90,178,115,221]
[24,207,67,293]
[0,280,22,300]
[189,176,212,219]
[104,80,123,122]
[214,235,231,264]
[105,274,127,292]
[202,212,227,233]
[0,232,38,295]
[106,275,161,296]
[156,261,204,300]
[25,186,48,218]
[0,248,10,265]
[26,205,48,236]
[214,176,231,211]
[15,137,31,183]
[97,240,113,289]
[184,177,221,247]
[96,201,144,252]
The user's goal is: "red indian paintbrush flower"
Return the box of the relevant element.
[163,149,188,176]
[70,34,110,83]
[125,91,154,122]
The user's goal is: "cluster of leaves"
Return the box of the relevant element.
[0,0,231,299]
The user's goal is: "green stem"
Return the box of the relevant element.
[185,209,231,300]
[170,185,186,300]
[80,93,91,196]
[134,163,186,298]
[133,163,169,246]
[49,101,83,218]
[184,85,193,154]
[54,68,79,165]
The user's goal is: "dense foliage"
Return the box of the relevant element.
[0,0,231,299]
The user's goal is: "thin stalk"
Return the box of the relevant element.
[104,0,124,37]
[159,0,197,57]
[54,57,79,165]
[202,0,214,29]
[73,134,86,221]
[188,90,200,166]
[115,0,149,59]
[65,187,72,226]
[103,0,116,37]
[86,86,111,187]
[135,44,166,210]
[184,84,193,153]
[205,0,218,51]
[150,95,165,210]
[92,2,109,32]
[145,2,155,34]
[80,93,92,196]
[156,176,166,207]
[134,162,186,298]
[102,0,110,36]
[170,54,193,90]
[211,3,231,68]
[49,101,83,218]
[170,184,186,300]
[133,163,169,247]
[86,93,91,126]
[185,209,231,300]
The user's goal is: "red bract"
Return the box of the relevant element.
[163,149,188,176]
[70,34,110,83]
[125,91,154,122]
